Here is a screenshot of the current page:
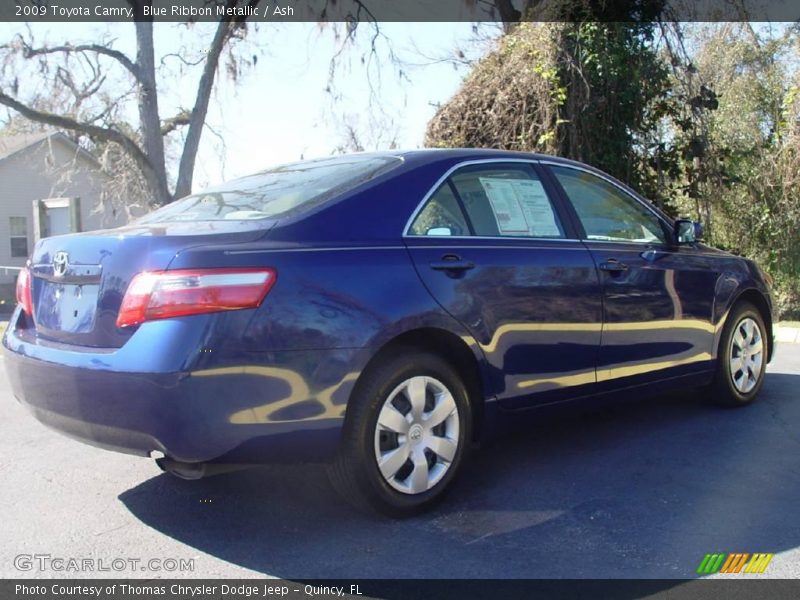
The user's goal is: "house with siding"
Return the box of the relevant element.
[0,131,129,283]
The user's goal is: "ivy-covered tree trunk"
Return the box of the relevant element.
[425,21,670,200]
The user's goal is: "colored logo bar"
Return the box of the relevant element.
[697,553,773,574]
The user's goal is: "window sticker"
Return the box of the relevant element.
[513,180,561,237]
[479,177,560,237]
[479,179,528,233]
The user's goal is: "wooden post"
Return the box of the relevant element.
[32,199,46,242]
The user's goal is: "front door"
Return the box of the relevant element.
[47,206,70,236]
[404,161,603,407]
[546,164,718,389]
[34,197,82,241]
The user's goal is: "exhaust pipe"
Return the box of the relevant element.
[155,456,207,480]
[152,452,250,480]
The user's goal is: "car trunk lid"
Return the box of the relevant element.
[28,221,272,348]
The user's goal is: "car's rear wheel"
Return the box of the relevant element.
[709,301,768,407]
[328,349,471,516]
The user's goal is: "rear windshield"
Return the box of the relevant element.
[138,155,402,223]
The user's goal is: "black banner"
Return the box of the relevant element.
[4,579,800,600]
[1,0,799,23]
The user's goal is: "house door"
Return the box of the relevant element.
[33,197,82,240]
[47,206,70,236]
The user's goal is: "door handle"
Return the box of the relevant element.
[430,254,475,272]
[599,258,628,272]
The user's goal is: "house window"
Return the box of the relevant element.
[9,217,28,258]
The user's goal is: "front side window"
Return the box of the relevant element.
[550,166,667,244]
[408,163,565,239]
[9,216,28,258]
[139,155,401,223]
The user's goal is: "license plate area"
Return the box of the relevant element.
[35,282,99,333]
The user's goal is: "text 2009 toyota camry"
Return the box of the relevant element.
[4,149,774,516]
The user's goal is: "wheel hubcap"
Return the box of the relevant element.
[374,375,460,495]
[729,317,764,394]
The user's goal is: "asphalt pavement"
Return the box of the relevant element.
[1,345,798,580]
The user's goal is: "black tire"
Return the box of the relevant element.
[327,348,472,517]
[708,301,768,407]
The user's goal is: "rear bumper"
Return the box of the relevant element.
[3,321,355,464]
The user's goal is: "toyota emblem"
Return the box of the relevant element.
[53,251,69,278]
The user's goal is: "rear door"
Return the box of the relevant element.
[544,163,718,388]
[404,160,603,408]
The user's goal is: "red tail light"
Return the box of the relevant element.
[116,268,276,329]
[15,267,33,316]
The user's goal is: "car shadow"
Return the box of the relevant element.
[119,371,800,579]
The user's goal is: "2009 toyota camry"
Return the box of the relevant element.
[4,149,774,516]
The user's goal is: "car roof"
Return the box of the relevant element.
[355,148,572,162]
[346,148,595,173]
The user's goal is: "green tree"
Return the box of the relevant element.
[678,24,800,317]
[425,20,671,203]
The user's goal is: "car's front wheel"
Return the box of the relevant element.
[328,349,472,517]
[709,301,768,407]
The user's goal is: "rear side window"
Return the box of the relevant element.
[408,183,469,236]
[408,163,565,239]
[139,155,401,223]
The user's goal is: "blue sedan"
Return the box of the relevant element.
[3,149,775,516]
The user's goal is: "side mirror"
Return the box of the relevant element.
[427,227,453,236]
[674,219,702,244]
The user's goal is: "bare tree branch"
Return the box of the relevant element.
[21,42,141,81]
[160,52,206,68]
[0,89,161,198]
[1,5,265,207]
[160,110,192,136]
